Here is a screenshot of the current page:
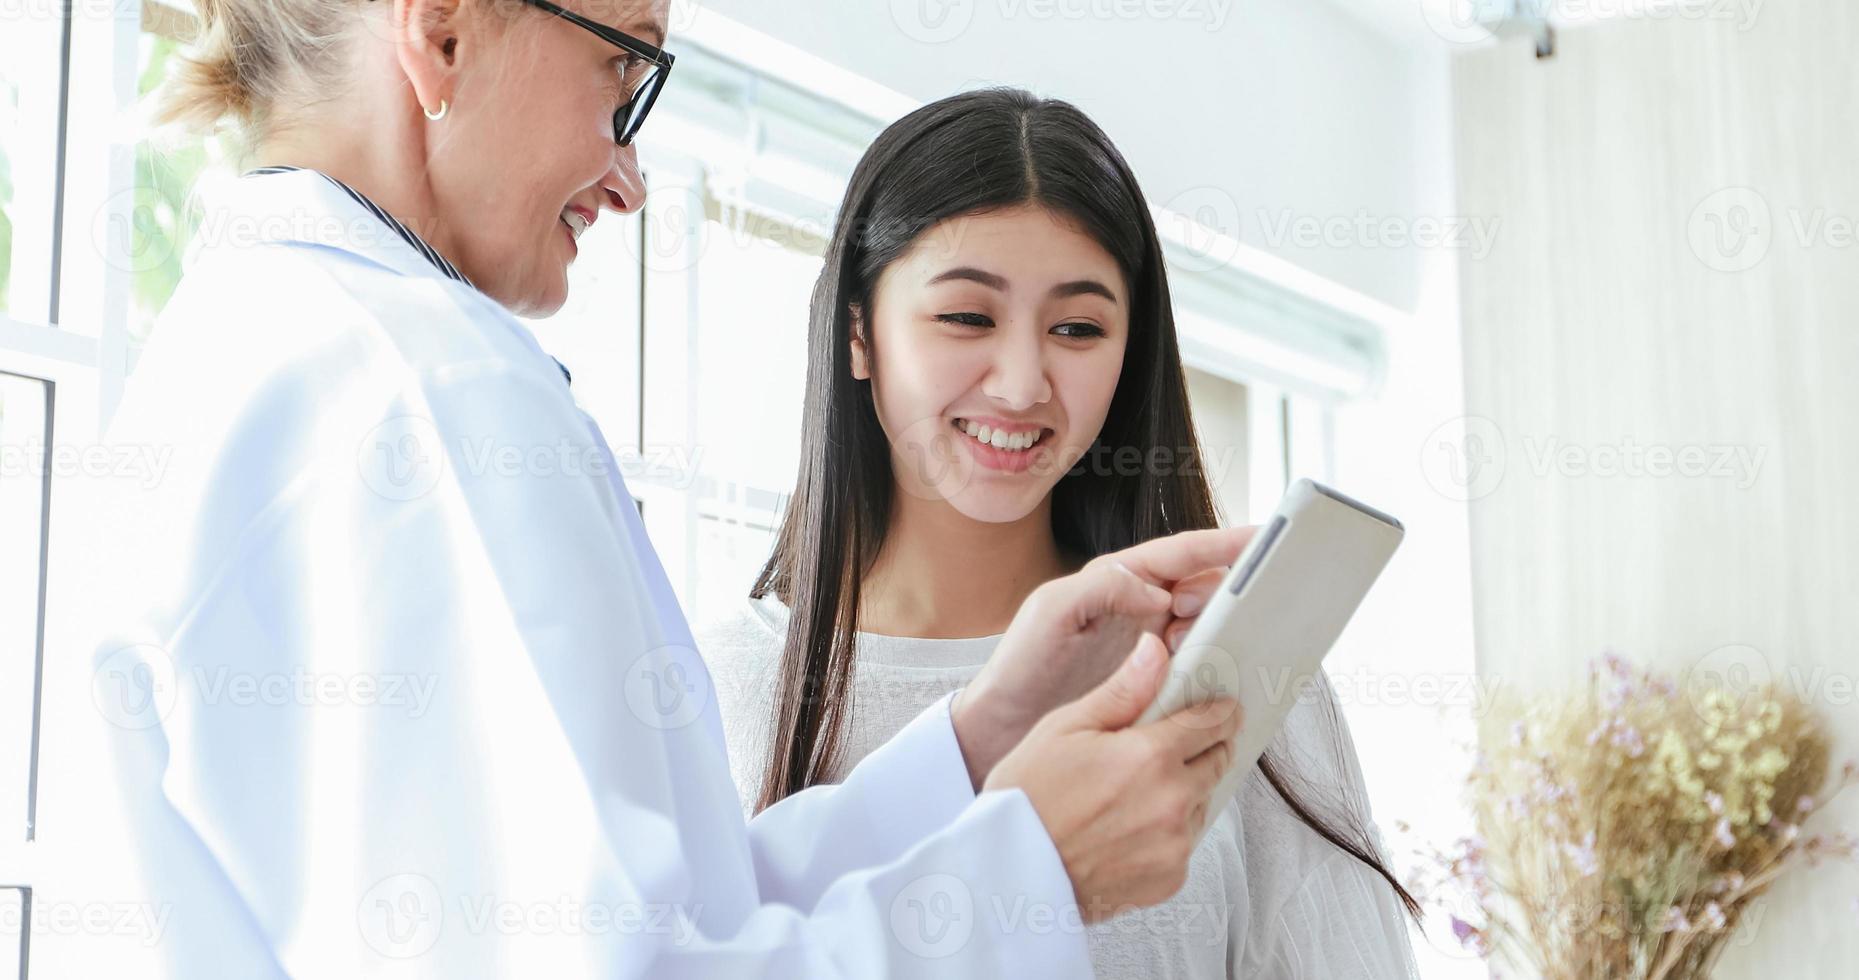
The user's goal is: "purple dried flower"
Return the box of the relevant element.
[1611,724,1645,757]
[1660,906,1692,933]
[1715,818,1737,850]
[1564,831,1600,877]
[1451,915,1475,944]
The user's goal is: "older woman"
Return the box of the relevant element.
[83,1,1256,976]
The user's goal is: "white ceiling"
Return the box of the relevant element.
[1318,0,1463,47]
[1325,0,1669,50]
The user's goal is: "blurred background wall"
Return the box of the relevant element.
[1455,4,1859,974]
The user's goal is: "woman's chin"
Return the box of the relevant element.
[501,275,570,319]
[943,484,1047,525]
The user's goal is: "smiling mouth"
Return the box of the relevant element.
[560,208,592,242]
[951,418,1053,453]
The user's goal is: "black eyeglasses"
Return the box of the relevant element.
[517,0,675,147]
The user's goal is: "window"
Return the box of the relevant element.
[623,45,879,627]
[0,6,76,976]
[1185,367,1252,523]
[0,7,67,323]
[0,372,51,845]
[0,886,22,980]
[636,195,823,624]
[0,388,49,975]
[129,24,218,340]
[0,65,16,315]
[127,7,231,343]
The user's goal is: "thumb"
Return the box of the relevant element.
[1065,632,1168,732]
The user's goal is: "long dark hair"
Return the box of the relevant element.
[751,88,1419,919]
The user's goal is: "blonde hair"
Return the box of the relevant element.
[156,0,368,139]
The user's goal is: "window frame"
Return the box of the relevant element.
[0,2,139,974]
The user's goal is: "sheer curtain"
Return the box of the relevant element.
[1453,6,1859,977]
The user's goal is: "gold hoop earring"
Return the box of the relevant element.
[424,99,449,121]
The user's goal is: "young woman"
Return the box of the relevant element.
[701,88,1423,978]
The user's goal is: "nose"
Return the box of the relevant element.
[601,143,647,216]
[980,324,1052,411]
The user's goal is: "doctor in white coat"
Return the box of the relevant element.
[72,1,1256,976]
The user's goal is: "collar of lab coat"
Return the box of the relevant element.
[199,166,583,388]
[203,166,475,290]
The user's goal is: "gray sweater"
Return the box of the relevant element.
[697,594,1421,979]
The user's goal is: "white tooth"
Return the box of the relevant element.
[958,419,974,436]
[975,424,992,443]
[1006,432,1025,451]
[1014,432,1032,450]
[989,429,1010,449]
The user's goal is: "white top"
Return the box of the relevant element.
[56,167,1094,978]
[701,594,1424,980]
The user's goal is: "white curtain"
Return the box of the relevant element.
[1453,4,1859,976]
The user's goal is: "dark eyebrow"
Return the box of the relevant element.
[927,267,1009,291]
[927,267,1120,304]
[1050,279,1119,303]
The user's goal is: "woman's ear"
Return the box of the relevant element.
[848,304,871,381]
[396,0,466,121]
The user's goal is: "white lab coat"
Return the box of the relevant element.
[72,168,1093,977]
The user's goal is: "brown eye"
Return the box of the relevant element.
[617,55,648,93]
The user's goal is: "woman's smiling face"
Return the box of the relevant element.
[437,0,661,315]
[855,203,1131,523]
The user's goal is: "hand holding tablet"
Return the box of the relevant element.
[1138,479,1405,843]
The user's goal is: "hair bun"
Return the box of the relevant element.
[152,0,344,139]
